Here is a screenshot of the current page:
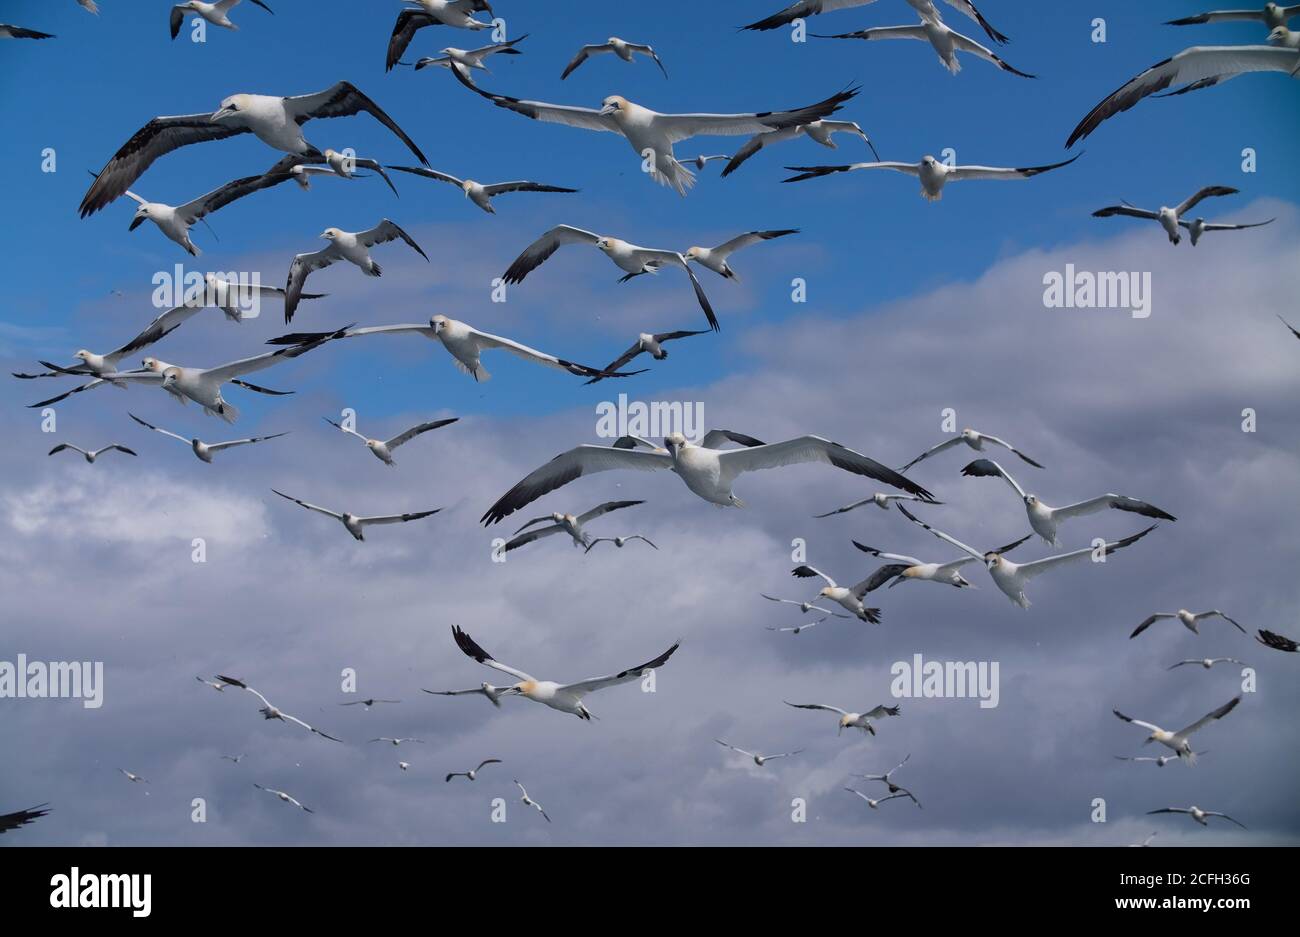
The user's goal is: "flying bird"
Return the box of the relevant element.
[784,701,901,735]
[812,19,1032,77]
[742,0,1010,45]
[1180,215,1274,244]
[449,625,678,720]
[79,81,428,216]
[197,677,229,692]
[896,504,1156,609]
[130,413,287,463]
[584,535,658,552]
[850,534,1032,591]
[585,329,711,384]
[759,594,851,618]
[1113,696,1240,764]
[284,221,428,323]
[339,698,401,708]
[722,121,879,177]
[387,165,575,214]
[784,153,1079,200]
[715,740,803,767]
[445,758,502,782]
[28,334,339,423]
[48,443,136,464]
[323,415,458,466]
[561,38,668,80]
[1114,754,1189,767]
[683,154,731,170]
[266,315,625,382]
[221,754,244,763]
[860,754,922,807]
[844,788,910,810]
[790,563,884,623]
[1167,4,1300,29]
[385,1,496,71]
[960,458,1175,546]
[214,675,344,741]
[0,25,56,39]
[505,500,645,553]
[118,769,148,784]
[764,617,828,635]
[253,783,313,813]
[1130,609,1246,640]
[814,492,937,517]
[78,0,100,13]
[1091,185,1240,244]
[448,63,858,195]
[170,1,273,41]
[899,427,1044,472]
[513,780,551,823]
[502,224,719,331]
[1066,37,1300,147]
[409,35,526,73]
[684,229,799,280]
[1256,628,1298,652]
[1147,806,1246,829]
[1168,658,1247,671]
[423,683,510,707]
[369,737,423,746]
[271,490,440,542]
[480,431,934,525]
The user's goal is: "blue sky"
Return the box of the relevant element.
[1,2,1298,846]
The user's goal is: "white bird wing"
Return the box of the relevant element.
[354,508,441,528]
[466,323,604,374]
[851,542,924,565]
[450,66,620,132]
[1193,611,1246,633]
[1067,46,1300,146]
[711,229,799,258]
[356,220,428,261]
[384,418,458,449]
[1174,696,1240,738]
[128,412,189,444]
[1052,495,1175,523]
[28,371,165,409]
[501,224,602,282]
[175,170,294,222]
[784,701,848,716]
[720,126,801,177]
[1114,710,1164,734]
[658,87,858,143]
[1094,203,1162,220]
[323,417,368,443]
[947,155,1080,182]
[716,435,934,499]
[894,505,984,561]
[1017,527,1156,581]
[281,81,429,166]
[272,489,343,521]
[560,44,610,80]
[202,340,325,384]
[387,166,464,188]
[1167,8,1285,25]
[716,739,756,758]
[899,435,964,471]
[451,625,536,683]
[977,433,1045,468]
[818,25,932,43]
[559,641,679,697]
[481,445,672,525]
[1181,218,1275,232]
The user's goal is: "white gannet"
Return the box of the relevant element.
[410,34,526,73]
[960,458,1176,546]
[514,780,551,822]
[129,413,287,462]
[1067,36,1300,146]
[118,769,148,784]
[683,154,731,170]
[284,220,428,323]
[785,153,1079,200]
[812,19,1032,77]
[253,783,313,813]
[790,564,884,623]
[0,25,57,40]
[339,698,400,709]
[170,1,273,41]
[1113,696,1240,764]
[844,788,909,810]
[79,82,428,216]
[784,700,901,735]
[214,675,344,741]
[450,625,678,720]
[851,534,1032,591]
[859,754,921,806]
[445,758,501,782]
[1115,754,1186,767]
[398,761,411,771]
[814,492,937,517]
[423,683,510,707]
[1180,215,1275,244]
[896,504,1156,609]
[1167,4,1300,29]
[0,805,50,835]
[1147,806,1246,828]
[28,334,338,422]
[278,149,399,194]
[743,0,1009,46]
[448,64,858,196]
[684,229,799,280]
[221,754,244,763]
[385,1,496,71]
[265,315,625,382]
[386,165,576,214]
[1092,185,1240,244]
[765,617,829,634]
[502,224,719,331]
[722,120,879,177]
[561,38,668,80]
[271,490,441,542]
[505,500,645,553]
[715,740,803,767]
[1168,657,1248,670]
[369,737,423,746]
[323,415,458,466]
[48,443,136,464]
[899,427,1044,472]
[1256,628,1299,652]
[1130,609,1246,639]
[584,328,711,384]
[760,594,851,618]
[584,535,658,553]
[196,677,228,692]
[482,432,934,524]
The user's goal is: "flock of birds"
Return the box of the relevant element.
[1,0,1296,842]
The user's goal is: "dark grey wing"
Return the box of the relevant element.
[386,9,438,72]
[0,804,50,834]
[285,82,429,166]
[584,340,646,384]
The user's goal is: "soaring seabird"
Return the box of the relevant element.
[1092,185,1240,244]
[170,1,273,41]
[584,535,658,552]
[1147,805,1246,829]
[814,492,937,517]
[1167,4,1300,28]
[284,221,428,323]
[514,780,551,822]
[899,427,1044,472]
[271,490,441,542]
[684,229,799,280]
[851,534,1032,592]
[743,0,1009,46]
[1130,609,1246,640]
[561,38,668,80]
[323,415,458,465]
[722,121,879,177]
[48,443,136,464]
[584,328,711,384]
[859,754,922,807]
[812,18,1031,76]
[790,563,885,623]
[385,1,496,72]
[79,81,428,216]
[409,35,526,73]
[480,432,934,525]
[445,758,501,782]
[0,805,50,835]
[386,165,577,214]
[784,153,1079,200]
[214,675,344,741]
[1113,696,1240,764]
[1168,657,1248,671]
[784,701,901,735]
[129,413,288,463]
[715,740,803,767]
[253,783,313,813]
[504,500,645,553]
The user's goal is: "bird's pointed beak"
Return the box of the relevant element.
[211,107,232,122]
[128,215,145,231]
[599,103,618,117]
